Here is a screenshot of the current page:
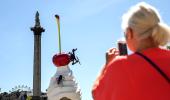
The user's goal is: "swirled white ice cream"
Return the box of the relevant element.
[47,65,81,100]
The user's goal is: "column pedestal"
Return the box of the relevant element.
[32,96,41,100]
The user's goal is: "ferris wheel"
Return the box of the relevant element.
[10,85,32,92]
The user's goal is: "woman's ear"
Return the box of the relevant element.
[126,27,134,39]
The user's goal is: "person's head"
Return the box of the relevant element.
[122,2,170,52]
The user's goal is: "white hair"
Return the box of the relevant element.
[122,2,170,46]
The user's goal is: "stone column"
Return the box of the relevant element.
[31,11,45,100]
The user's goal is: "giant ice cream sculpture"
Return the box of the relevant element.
[47,15,81,100]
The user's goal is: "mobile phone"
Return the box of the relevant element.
[117,41,128,55]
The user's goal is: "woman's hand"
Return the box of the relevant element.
[105,48,119,64]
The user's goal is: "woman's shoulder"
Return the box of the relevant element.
[141,47,170,58]
[110,53,138,64]
[107,55,129,69]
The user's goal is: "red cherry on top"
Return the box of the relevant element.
[52,53,70,67]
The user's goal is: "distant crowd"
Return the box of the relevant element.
[0,90,47,100]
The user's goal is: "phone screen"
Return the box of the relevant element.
[118,41,128,55]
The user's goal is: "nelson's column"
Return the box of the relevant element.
[31,11,45,100]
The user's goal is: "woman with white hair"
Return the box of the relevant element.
[92,2,170,100]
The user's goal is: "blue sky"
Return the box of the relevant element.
[0,0,170,100]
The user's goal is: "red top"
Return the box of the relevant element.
[92,47,170,100]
